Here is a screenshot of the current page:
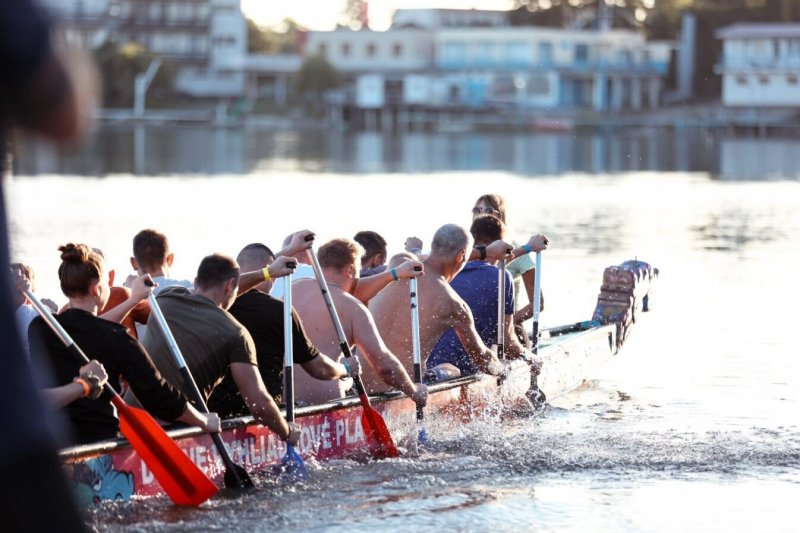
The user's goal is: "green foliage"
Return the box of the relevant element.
[295,54,340,97]
[247,17,304,54]
[93,42,174,108]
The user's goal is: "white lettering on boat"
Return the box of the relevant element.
[141,460,154,485]
[335,419,345,446]
[321,417,332,449]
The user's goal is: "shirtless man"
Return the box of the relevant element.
[291,239,428,406]
[369,224,506,380]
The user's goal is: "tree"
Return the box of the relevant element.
[247,17,305,54]
[340,0,369,30]
[295,54,340,97]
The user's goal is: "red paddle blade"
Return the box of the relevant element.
[113,397,219,506]
[359,395,399,459]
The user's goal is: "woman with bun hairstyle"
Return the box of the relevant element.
[28,244,220,444]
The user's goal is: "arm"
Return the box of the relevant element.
[238,256,298,295]
[503,314,529,359]
[41,382,87,409]
[42,360,108,409]
[471,239,513,262]
[100,275,154,324]
[300,354,354,381]
[230,362,293,441]
[351,259,424,305]
[352,306,427,406]
[175,404,220,433]
[452,302,503,376]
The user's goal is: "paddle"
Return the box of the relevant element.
[307,247,400,459]
[496,256,507,361]
[146,288,255,490]
[409,271,428,444]
[525,251,547,408]
[25,290,219,506]
[279,266,308,479]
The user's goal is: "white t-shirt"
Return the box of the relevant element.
[15,304,39,358]
[269,263,316,300]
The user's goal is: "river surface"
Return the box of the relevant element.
[5,126,800,532]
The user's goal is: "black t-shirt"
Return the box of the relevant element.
[207,290,319,417]
[29,309,188,444]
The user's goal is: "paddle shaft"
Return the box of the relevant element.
[497,258,506,359]
[531,252,542,355]
[409,277,423,422]
[25,289,216,504]
[307,246,399,458]
[147,293,250,488]
[282,273,296,423]
[307,247,370,397]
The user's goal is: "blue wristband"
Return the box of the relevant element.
[390,268,399,281]
[341,361,352,380]
[522,243,532,254]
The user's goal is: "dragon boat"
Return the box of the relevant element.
[59,259,657,504]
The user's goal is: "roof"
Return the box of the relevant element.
[716,23,800,40]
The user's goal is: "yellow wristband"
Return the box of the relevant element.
[262,267,271,282]
[73,377,91,398]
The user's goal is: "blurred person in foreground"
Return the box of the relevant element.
[0,0,96,530]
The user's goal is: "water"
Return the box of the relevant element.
[5,126,800,531]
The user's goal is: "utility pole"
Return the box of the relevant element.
[134,59,162,118]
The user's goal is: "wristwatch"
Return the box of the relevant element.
[475,245,487,260]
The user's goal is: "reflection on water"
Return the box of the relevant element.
[10,125,778,178]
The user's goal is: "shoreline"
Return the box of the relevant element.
[92,102,800,135]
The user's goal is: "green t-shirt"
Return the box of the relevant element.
[142,286,258,401]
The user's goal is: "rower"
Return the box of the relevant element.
[28,243,220,444]
[369,223,507,381]
[291,238,428,407]
[207,242,361,417]
[427,215,535,376]
[133,253,300,446]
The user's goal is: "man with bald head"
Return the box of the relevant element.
[369,224,505,381]
[208,243,359,416]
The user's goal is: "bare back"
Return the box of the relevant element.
[291,278,354,404]
[368,273,462,376]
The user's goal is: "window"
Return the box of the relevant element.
[575,44,589,64]
[366,43,376,57]
[538,42,553,65]
[506,41,528,64]
[759,74,770,85]
[341,42,351,57]
[443,41,466,63]
[788,73,799,85]
[393,43,402,57]
[527,75,550,96]
[149,2,162,20]
[476,41,495,63]
[318,43,327,56]
[735,74,748,85]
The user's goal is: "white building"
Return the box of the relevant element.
[716,23,800,107]
[40,0,247,98]
[436,26,670,111]
[306,23,671,113]
[391,8,509,29]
